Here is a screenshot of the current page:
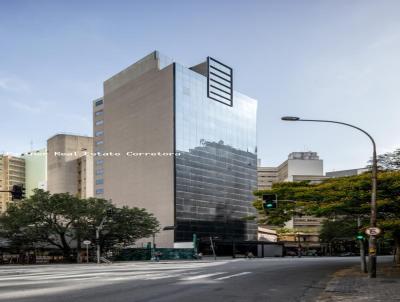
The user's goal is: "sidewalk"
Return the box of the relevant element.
[317,261,400,301]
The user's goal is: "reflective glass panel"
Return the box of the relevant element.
[174,63,258,242]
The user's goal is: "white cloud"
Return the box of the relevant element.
[9,100,42,114]
[0,76,31,93]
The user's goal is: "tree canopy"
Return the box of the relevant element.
[253,171,400,262]
[368,148,400,171]
[0,189,160,261]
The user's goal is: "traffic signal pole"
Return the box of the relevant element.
[358,216,367,273]
[0,184,26,200]
[96,215,107,264]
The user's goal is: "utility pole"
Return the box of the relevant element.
[210,236,216,260]
[152,233,156,261]
[369,147,378,278]
[296,232,302,258]
[96,216,107,264]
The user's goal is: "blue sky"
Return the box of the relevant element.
[1,0,400,172]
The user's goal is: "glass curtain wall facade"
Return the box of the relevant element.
[174,63,258,242]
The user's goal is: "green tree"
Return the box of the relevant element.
[0,189,159,262]
[253,171,400,263]
[368,148,400,170]
[319,219,358,243]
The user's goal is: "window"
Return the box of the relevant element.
[96,169,104,175]
[96,159,104,165]
[95,131,103,137]
[95,140,104,145]
[96,188,104,195]
[95,99,103,106]
[95,120,104,126]
[96,179,104,185]
[95,110,103,116]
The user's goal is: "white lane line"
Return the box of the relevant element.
[0,272,110,281]
[215,272,252,280]
[180,272,226,281]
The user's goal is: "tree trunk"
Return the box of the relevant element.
[76,232,81,264]
[395,237,400,265]
[360,240,367,273]
[59,233,72,262]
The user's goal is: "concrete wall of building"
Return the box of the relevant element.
[104,52,159,94]
[84,155,93,198]
[257,167,278,190]
[257,226,278,242]
[326,168,368,178]
[77,155,93,198]
[286,159,323,181]
[257,244,283,257]
[47,134,93,195]
[102,61,175,247]
[21,149,47,197]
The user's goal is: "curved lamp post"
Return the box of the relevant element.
[281,116,378,278]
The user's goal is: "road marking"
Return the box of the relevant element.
[180,272,226,280]
[215,272,252,280]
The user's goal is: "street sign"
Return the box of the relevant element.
[83,240,91,263]
[365,227,381,236]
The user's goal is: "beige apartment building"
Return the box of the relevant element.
[47,134,94,198]
[0,155,25,212]
[92,53,178,247]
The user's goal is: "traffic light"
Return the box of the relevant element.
[262,194,277,209]
[106,208,114,217]
[11,184,25,200]
[356,233,365,240]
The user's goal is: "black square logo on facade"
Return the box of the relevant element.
[207,57,233,106]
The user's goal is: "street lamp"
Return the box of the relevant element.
[281,116,378,278]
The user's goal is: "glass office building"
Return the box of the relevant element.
[98,51,258,247]
[174,63,258,242]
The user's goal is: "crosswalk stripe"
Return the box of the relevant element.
[215,272,252,280]
[0,261,236,298]
[180,272,226,280]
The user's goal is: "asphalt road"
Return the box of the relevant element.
[0,256,375,302]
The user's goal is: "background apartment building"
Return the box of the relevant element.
[257,152,327,249]
[93,51,258,248]
[47,134,94,198]
[0,155,25,212]
[258,152,327,190]
[21,148,47,197]
[326,168,369,178]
